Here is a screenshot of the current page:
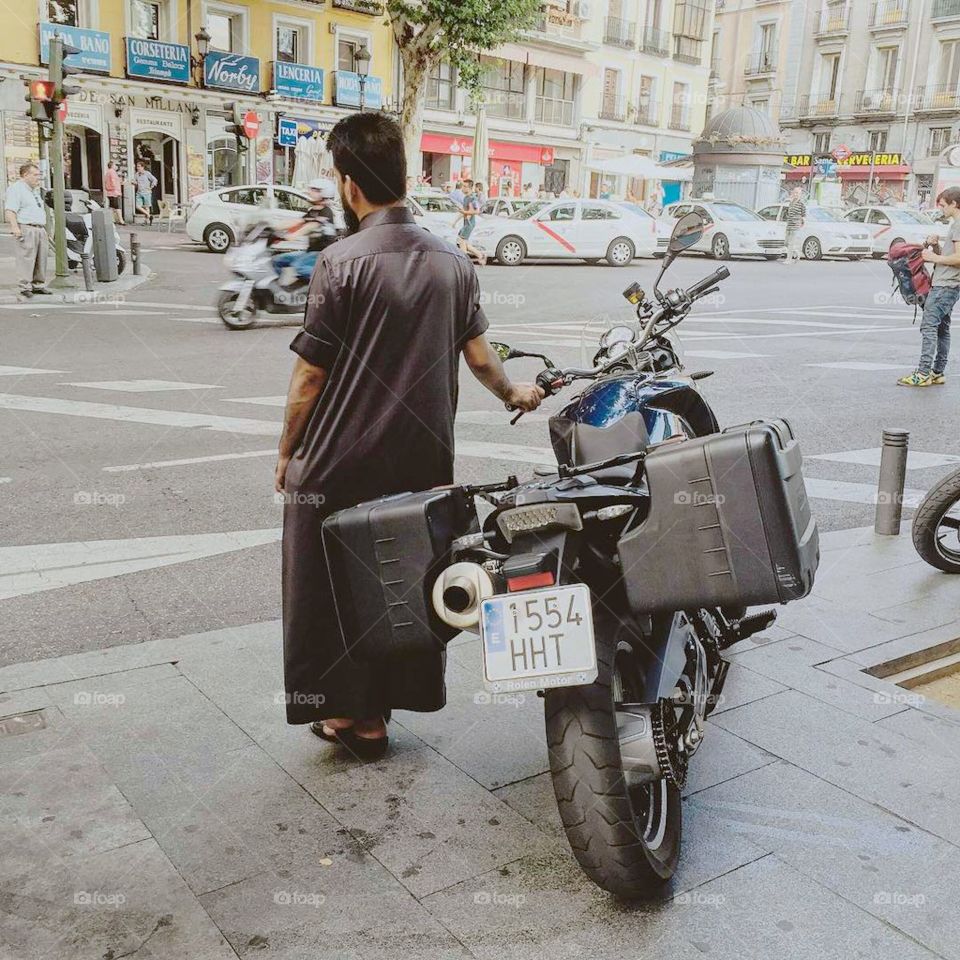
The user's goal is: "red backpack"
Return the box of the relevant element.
[887,241,931,309]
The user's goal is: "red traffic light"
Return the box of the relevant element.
[29,79,55,102]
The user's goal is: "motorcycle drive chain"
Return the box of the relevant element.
[651,698,689,790]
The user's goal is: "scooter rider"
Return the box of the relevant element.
[274,178,339,285]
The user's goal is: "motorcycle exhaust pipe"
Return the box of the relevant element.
[432,562,495,631]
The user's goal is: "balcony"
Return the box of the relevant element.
[914,83,960,112]
[853,88,903,116]
[535,95,575,126]
[642,26,671,56]
[598,95,628,122]
[603,16,637,47]
[674,37,703,64]
[932,0,960,20]
[798,93,841,118]
[744,51,777,76]
[635,99,660,125]
[668,110,691,131]
[869,0,908,29]
[815,6,850,36]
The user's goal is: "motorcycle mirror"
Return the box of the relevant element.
[490,341,516,361]
[669,212,705,253]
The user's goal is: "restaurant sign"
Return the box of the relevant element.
[785,152,904,168]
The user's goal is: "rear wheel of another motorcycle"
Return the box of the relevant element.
[545,613,681,899]
[217,291,257,330]
[912,468,960,573]
[116,248,127,275]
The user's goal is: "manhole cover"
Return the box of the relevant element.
[0,710,47,737]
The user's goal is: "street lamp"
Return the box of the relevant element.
[192,26,211,85]
[354,43,371,112]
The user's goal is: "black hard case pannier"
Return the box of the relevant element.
[322,488,475,663]
[617,419,819,614]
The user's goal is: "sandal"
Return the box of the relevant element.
[310,717,389,759]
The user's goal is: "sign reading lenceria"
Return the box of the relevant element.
[785,153,904,168]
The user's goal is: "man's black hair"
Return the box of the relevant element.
[328,112,406,205]
[937,186,960,207]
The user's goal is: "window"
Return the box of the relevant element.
[338,34,371,74]
[757,206,782,221]
[482,57,526,119]
[867,209,890,225]
[646,0,663,28]
[930,127,953,156]
[274,190,310,212]
[868,129,888,152]
[637,75,657,124]
[426,61,456,110]
[417,195,458,214]
[131,0,161,39]
[542,204,575,221]
[536,67,576,125]
[601,68,622,119]
[208,11,241,52]
[670,81,690,129]
[937,40,960,90]
[674,0,710,40]
[757,21,776,67]
[875,46,899,92]
[752,98,770,113]
[220,187,266,206]
[813,131,832,152]
[581,204,621,220]
[276,22,308,64]
[845,208,867,222]
[48,0,79,25]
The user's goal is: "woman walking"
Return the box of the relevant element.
[104,162,124,225]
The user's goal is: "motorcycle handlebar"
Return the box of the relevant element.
[686,267,730,300]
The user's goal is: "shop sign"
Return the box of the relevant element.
[126,38,190,84]
[130,108,183,138]
[332,0,384,13]
[40,22,111,73]
[62,101,102,129]
[204,52,261,93]
[273,61,324,101]
[785,152,904,168]
[334,71,382,109]
[277,117,298,146]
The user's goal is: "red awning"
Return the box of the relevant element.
[785,165,911,180]
[421,133,552,165]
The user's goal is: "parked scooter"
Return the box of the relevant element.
[913,467,960,572]
[45,190,127,276]
[320,213,821,899]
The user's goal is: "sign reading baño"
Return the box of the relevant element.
[40,22,111,73]
[126,38,190,83]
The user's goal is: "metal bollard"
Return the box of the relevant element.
[130,232,141,275]
[79,252,94,292]
[875,429,909,535]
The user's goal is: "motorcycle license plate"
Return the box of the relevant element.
[479,584,597,693]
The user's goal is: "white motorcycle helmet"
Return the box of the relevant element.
[307,177,336,201]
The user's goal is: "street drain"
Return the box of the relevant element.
[0,709,47,737]
[865,636,960,710]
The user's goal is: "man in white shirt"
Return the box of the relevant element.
[4,162,50,300]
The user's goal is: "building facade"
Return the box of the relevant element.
[0,0,396,207]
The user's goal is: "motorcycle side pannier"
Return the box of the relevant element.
[322,489,476,663]
[617,419,819,614]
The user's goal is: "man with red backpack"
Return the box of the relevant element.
[898,187,960,386]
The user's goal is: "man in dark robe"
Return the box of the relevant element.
[276,113,543,751]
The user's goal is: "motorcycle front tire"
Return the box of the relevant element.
[912,468,960,573]
[217,290,257,330]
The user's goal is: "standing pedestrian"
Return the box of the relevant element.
[784,186,806,264]
[133,161,157,225]
[104,161,124,225]
[276,112,543,755]
[455,180,486,265]
[4,161,51,300]
[898,187,960,386]
[449,179,465,207]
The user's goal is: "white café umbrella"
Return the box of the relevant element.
[471,102,489,189]
[588,154,662,179]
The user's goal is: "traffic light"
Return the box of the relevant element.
[25,78,55,124]
[49,39,83,104]
[223,102,249,150]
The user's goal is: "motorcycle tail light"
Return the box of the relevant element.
[507,571,555,592]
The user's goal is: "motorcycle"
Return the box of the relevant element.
[216,221,339,330]
[913,467,960,572]
[45,190,127,276]
[321,213,819,899]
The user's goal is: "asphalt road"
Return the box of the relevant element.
[2,232,958,666]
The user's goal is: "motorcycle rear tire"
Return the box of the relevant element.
[912,467,960,573]
[545,611,681,899]
[217,291,257,330]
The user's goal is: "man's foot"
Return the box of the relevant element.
[930,372,947,385]
[17,289,33,300]
[897,371,934,387]
[31,286,53,295]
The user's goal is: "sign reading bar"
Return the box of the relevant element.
[334,71,382,109]
[785,152,904,168]
[126,37,190,83]
[204,51,261,92]
[40,22,111,73]
[273,61,324,101]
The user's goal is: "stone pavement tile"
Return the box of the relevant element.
[423,851,938,960]
[0,838,235,960]
[727,636,905,722]
[818,524,914,557]
[42,663,181,705]
[876,709,960,763]
[872,593,960,633]
[721,620,796,658]
[200,855,472,960]
[0,697,76,767]
[692,761,960,960]
[814,557,956,612]
[0,740,151,879]
[682,723,777,797]
[847,620,960,669]
[395,643,549,790]
[772,595,917,655]
[708,662,787,716]
[493,773,564,844]
[711,689,960,848]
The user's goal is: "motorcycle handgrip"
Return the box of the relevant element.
[687,267,730,299]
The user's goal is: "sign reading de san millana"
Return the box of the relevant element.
[273,61,324,101]
[334,71,382,109]
[203,52,261,93]
[40,22,111,73]
[126,38,190,84]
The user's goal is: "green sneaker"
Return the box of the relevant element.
[897,371,934,387]
[930,372,946,385]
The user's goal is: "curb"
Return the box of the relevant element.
[0,263,154,305]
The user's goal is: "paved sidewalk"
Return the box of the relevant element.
[1,525,959,959]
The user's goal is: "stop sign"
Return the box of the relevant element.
[832,144,851,162]
[242,110,260,139]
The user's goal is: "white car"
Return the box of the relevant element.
[480,197,538,218]
[405,192,462,246]
[471,199,658,266]
[756,203,872,260]
[661,199,786,259]
[843,206,949,258]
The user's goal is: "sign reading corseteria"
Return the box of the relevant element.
[273,61,324,101]
[785,152,904,168]
[126,38,190,83]
[203,51,261,93]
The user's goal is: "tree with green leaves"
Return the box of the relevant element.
[386,0,541,171]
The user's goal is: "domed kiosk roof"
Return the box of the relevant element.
[694,106,783,155]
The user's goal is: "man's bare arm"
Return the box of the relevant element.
[462,334,544,410]
[275,356,328,491]
[5,210,21,238]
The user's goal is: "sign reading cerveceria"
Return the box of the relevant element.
[785,153,904,168]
